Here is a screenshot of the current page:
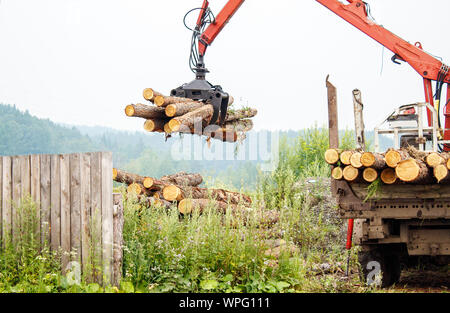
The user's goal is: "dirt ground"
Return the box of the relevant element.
[388,268,450,293]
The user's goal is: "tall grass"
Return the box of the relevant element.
[257,125,355,210]
[1,127,370,293]
[0,197,61,292]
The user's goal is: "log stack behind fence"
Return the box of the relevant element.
[0,152,122,286]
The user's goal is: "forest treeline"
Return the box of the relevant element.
[0,104,392,190]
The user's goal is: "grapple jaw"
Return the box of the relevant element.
[171,57,229,127]
[171,79,229,127]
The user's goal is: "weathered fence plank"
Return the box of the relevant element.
[40,155,51,245]
[70,153,81,263]
[60,154,71,272]
[2,157,12,246]
[0,152,118,285]
[81,153,92,280]
[90,152,103,283]
[101,152,113,284]
[12,156,22,244]
[21,155,31,199]
[30,154,41,240]
[50,154,61,250]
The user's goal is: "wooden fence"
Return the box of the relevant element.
[0,152,123,285]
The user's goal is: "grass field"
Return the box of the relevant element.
[0,127,448,293]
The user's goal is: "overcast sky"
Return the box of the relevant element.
[1,0,450,132]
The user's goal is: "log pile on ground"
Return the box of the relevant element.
[324,147,450,184]
[112,169,277,223]
[124,88,258,143]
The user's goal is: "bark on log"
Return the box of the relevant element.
[143,88,164,102]
[325,149,340,165]
[113,168,154,189]
[385,149,410,168]
[342,165,361,183]
[434,164,450,183]
[225,108,258,122]
[143,119,168,133]
[154,95,196,108]
[331,167,343,180]
[169,122,240,143]
[165,102,204,117]
[160,172,203,187]
[395,159,434,184]
[380,168,397,185]
[360,152,386,169]
[168,105,214,132]
[221,119,254,133]
[163,184,252,206]
[178,198,235,215]
[125,103,166,119]
[350,152,363,169]
[168,105,258,133]
[362,168,378,183]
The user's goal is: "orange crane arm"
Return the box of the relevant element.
[317,0,449,83]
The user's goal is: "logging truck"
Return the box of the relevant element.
[326,81,450,287]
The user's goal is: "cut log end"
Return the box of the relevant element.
[163,185,183,202]
[178,199,192,215]
[343,165,359,182]
[340,151,353,166]
[434,164,449,183]
[127,183,142,195]
[143,120,156,132]
[350,152,363,168]
[380,168,397,185]
[168,119,181,132]
[324,149,340,165]
[125,105,135,117]
[164,122,172,134]
[426,153,444,168]
[112,168,118,180]
[165,104,177,117]
[154,95,165,107]
[331,167,343,180]
[363,168,378,183]
[385,150,402,168]
[360,152,375,167]
[395,159,424,183]
[143,177,154,189]
[143,88,158,101]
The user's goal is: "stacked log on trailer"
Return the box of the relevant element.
[112,169,256,216]
[124,88,257,143]
[325,146,450,185]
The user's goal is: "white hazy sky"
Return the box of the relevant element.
[1,0,450,132]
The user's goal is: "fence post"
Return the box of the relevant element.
[113,193,124,287]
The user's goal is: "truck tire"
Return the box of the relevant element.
[358,247,400,288]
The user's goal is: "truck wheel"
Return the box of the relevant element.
[386,253,401,286]
[358,247,396,288]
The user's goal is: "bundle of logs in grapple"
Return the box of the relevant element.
[124,88,257,143]
[113,168,254,215]
[324,146,450,184]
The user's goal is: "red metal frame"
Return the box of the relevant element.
[195,0,450,146]
[196,0,245,56]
